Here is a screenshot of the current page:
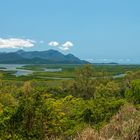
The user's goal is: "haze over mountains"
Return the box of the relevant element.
[0,49,88,64]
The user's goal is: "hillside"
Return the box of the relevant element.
[0,49,89,64]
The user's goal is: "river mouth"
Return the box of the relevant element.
[0,64,33,76]
[0,64,126,79]
[0,64,63,77]
[44,68,62,72]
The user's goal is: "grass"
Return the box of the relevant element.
[76,104,140,140]
[1,64,140,81]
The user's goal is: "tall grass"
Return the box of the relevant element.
[76,104,140,140]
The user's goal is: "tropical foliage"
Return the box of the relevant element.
[0,65,140,139]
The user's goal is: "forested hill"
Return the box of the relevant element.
[0,49,89,64]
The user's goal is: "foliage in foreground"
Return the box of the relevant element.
[0,65,140,139]
[77,104,140,140]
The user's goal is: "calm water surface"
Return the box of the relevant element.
[0,64,126,78]
[0,64,63,77]
[0,64,33,76]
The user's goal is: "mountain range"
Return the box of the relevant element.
[0,49,89,64]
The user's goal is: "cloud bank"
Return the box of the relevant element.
[60,41,74,51]
[48,41,59,47]
[0,38,35,49]
[49,41,74,51]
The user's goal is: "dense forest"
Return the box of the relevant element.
[0,65,140,140]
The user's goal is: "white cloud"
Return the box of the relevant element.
[62,41,73,48]
[48,41,59,47]
[48,41,74,51]
[59,46,70,51]
[59,41,74,51]
[0,38,35,49]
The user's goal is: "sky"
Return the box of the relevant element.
[0,0,140,64]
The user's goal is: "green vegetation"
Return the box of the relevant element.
[0,64,140,139]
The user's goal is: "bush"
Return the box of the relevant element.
[76,104,140,140]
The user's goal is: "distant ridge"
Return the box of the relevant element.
[93,62,119,65]
[0,49,89,64]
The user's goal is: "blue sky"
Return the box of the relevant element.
[0,0,140,63]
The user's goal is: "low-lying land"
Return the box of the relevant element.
[0,64,140,139]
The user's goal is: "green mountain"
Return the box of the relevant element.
[0,49,89,64]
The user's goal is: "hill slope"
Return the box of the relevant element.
[0,49,89,64]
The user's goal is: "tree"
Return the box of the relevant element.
[95,81,120,99]
[0,72,3,87]
[23,81,33,95]
[125,80,140,104]
[72,65,97,99]
[125,70,140,88]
